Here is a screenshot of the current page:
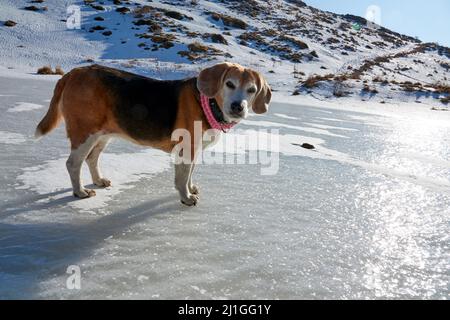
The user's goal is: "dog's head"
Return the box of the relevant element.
[197,62,272,123]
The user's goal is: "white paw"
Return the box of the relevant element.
[94,178,112,188]
[74,188,96,199]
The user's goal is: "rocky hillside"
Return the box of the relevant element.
[1,0,449,106]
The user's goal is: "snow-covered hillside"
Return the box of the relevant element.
[1,0,449,107]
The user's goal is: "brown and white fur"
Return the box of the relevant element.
[35,62,271,206]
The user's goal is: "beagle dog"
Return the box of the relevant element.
[35,62,271,206]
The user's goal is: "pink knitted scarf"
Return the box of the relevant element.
[200,94,235,132]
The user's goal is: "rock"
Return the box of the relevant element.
[310,50,319,58]
[292,143,315,150]
[116,7,130,14]
[4,20,17,27]
[210,33,228,45]
[23,6,39,11]
[102,31,112,36]
[165,11,183,20]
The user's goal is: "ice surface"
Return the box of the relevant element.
[0,75,449,299]
[8,102,44,113]
[0,131,27,144]
[17,150,171,212]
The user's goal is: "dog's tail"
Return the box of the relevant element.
[35,74,68,139]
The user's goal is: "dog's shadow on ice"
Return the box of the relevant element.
[0,182,170,216]
[0,188,80,216]
[0,194,182,299]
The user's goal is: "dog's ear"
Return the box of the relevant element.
[197,62,232,98]
[252,71,272,114]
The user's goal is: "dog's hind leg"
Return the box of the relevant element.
[86,137,111,188]
[66,133,102,198]
[175,159,198,206]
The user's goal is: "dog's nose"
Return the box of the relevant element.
[231,101,244,113]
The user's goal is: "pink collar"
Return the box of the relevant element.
[200,94,236,132]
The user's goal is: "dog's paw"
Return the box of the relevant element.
[94,178,112,188]
[74,188,96,199]
[181,194,199,206]
[189,184,199,195]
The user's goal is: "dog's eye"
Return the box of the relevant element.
[247,87,257,94]
[226,81,235,89]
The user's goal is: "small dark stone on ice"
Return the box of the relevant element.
[292,142,315,150]
[4,20,17,27]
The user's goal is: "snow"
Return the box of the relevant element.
[8,102,44,113]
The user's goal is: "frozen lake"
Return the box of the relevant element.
[0,75,449,299]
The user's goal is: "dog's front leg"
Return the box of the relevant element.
[188,163,199,195]
[175,161,198,206]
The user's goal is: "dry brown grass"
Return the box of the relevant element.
[372,77,389,85]
[115,7,129,14]
[362,85,378,94]
[165,11,192,21]
[210,13,247,29]
[37,66,64,75]
[432,83,450,94]
[133,5,154,17]
[208,33,228,45]
[91,4,105,11]
[440,96,450,105]
[179,41,222,61]
[151,33,175,43]
[303,74,334,88]
[54,66,64,75]
[398,81,423,93]
[147,33,175,49]
[238,32,265,44]
[278,35,309,50]
[188,41,209,53]
[36,66,53,75]
[332,76,350,97]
